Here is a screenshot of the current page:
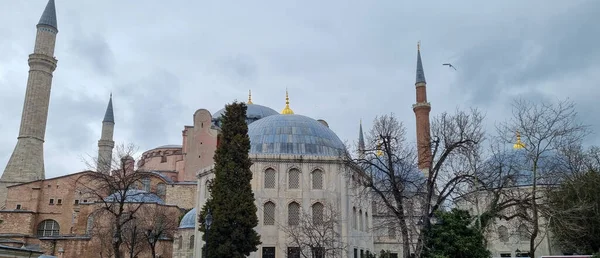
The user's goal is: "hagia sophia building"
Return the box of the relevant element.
[0,1,500,258]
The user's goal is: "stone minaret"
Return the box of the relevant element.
[97,94,115,173]
[358,119,366,159]
[0,0,58,207]
[413,42,432,174]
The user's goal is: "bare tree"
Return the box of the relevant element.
[283,203,347,258]
[142,205,181,258]
[494,98,590,258]
[344,109,485,258]
[77,143,158,258]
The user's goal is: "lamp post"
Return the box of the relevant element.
[204,208,213,258]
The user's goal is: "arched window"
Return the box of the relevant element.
[388,223,396,239]
[205,180,211,199]
[365,212,369,232]
[288,169,300,189]
[518,224,530,241]
[312,202,324,225]
[498,225,509,242]
[141,178,151,192]
[177,235,182,250]
[312,169,323,189]
[156,183,166,197]
[264,168,276,189]
[86,215,94,235]
[264,202,276,225]
[288,202,300,225]
[37,219,60,237]
[359,209,363,231]
[352,207,357,230]
[189,235,194,249]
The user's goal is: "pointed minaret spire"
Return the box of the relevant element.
[38,0,58,31]
[247,90,253,104]
[412,41,432,175]
[281,89,294,115]
[103,93,114,123]
[1,0,60,206]
[98,94,116,173]
[416,41,426,84]
[358,119,366,158]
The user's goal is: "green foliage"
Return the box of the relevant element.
[198,102,261,258]
[592,252,600,258]
[548,169,600,254]
[423,209,491,258]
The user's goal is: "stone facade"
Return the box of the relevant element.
[194,155,375,258]
[165,183,197,210]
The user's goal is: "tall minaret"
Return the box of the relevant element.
[0,0,58,206]
[97,94,115,173]
[358,119,366,158]
[412,42,432,174]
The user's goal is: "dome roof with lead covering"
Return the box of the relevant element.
[213,104,278,121]
[248,114,345,156]
[179,208,196,229]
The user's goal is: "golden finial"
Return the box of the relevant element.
[281,89,294,115]
[417,41,421,51]
[513,130,525,149]
[376,138,383,157]
[247,90,253,104]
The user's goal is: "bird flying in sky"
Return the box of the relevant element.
[442,63,457,70]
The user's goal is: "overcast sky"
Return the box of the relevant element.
[1,1,598,179]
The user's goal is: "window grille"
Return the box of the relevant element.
[312,170,323,189]
[264,169,276,189]
[288,202,300,225]
[288,169,300,189]
[312,202,324,224]
[498,226,509,242]
[264,202,276,225]
[37,220,60,237]
[388,224,396,239]
[518,224,529,241]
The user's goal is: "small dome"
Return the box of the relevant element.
[104,189,164,204]
[248,114,345,156]
[179,208,196,229]
[213,104,278,121]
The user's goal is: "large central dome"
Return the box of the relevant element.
[248,114,345,157]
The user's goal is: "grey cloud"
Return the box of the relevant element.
[454,0,600,105]
[68,35,115,76]
[2,0,600,179]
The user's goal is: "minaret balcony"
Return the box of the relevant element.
[412,102,431,109]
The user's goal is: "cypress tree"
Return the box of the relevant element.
[199,102,261,258]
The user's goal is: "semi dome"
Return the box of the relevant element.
[248,114,345,157]
[179,208,196,229]
[104,189,164,204]
[213,104,278,121]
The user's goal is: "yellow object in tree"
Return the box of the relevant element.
[513,130,526,149]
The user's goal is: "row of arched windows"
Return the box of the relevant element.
[263,201,325,226]
[351,206,369,232]
[264,168,324,190]
[497,224,531,242]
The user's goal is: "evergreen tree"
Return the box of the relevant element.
[423,209,490,258]
[199,102,261,258]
